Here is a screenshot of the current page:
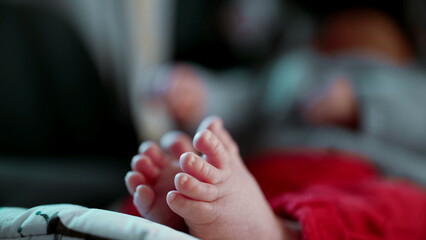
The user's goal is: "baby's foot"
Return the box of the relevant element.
[166,117,286,239]
[124,131,194,230]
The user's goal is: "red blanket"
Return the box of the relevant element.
[247,151,426,240]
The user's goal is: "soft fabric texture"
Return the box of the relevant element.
[247,151,426,240]
[0,204,196,240]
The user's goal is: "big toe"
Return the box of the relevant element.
[197,116,239,155]
[193,129,229,169]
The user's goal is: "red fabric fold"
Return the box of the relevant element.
[247,151,426,240]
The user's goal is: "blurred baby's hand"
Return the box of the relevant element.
[300,77,359,129]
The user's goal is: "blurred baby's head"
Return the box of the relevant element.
[315,8,413,65]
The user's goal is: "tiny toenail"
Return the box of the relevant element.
[131,155,139,163]
[136,185,143,192]
[168,192,177,202]
[125,171,132,180]
[205,131,212,140]
[181,175,188,184]
[188,156,196,166]
[139,141,152,153]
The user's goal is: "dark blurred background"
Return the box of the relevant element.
[172,0,423,69]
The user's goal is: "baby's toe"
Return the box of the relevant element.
[197,116,239,155]
[131,155,160,182]
[166,191,218,224]
[125,171,147,195]
[180,152,224,184]
[139,141,167,167]
[133,185,155,216]
[174,173,219,202]
[193,129,229,169]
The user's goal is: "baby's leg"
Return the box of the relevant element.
[167,117,290,240]
[124,131,193,230]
